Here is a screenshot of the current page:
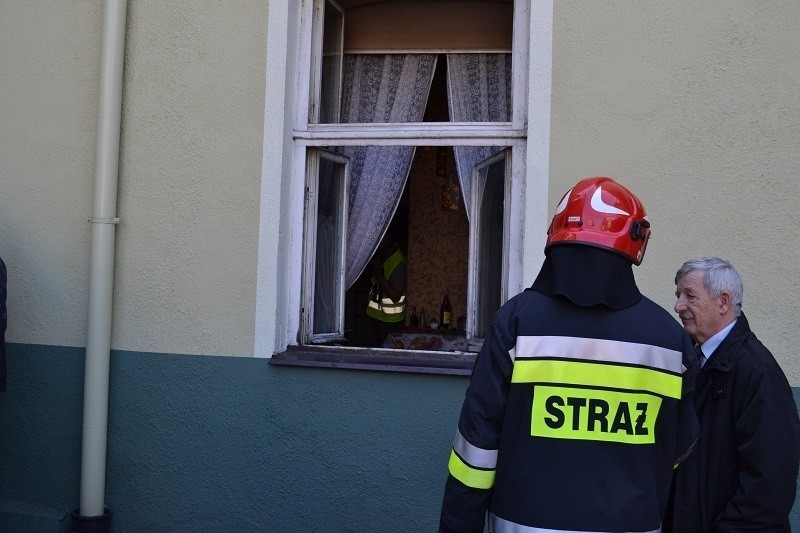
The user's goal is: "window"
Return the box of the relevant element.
[303,149,349,342]
[272,0,531,374]
[315,0,343,124]
[470,150,511,339]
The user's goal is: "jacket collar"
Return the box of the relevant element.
[702,313,751,373]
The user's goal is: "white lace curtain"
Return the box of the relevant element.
[446,54,512,219]
[336,53,509,288]
[339,54,437,289]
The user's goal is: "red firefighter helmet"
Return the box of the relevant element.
[546,177,651,265]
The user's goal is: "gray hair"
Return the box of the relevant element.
[675,257,743,316]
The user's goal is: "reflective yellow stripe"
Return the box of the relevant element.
[382,248,406,277]
[366,247,406,323]
[512,359,681,399]
[448,450,495,489]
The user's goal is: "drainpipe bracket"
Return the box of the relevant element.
[88,217,120,225]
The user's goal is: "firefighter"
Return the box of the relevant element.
[364,232,407,346]
[439,177,698,532]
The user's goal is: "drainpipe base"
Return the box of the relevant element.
[71,508,112,533]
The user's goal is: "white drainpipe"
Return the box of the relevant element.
[79,0,128,519]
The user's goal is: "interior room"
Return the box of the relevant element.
[309,0,513,352]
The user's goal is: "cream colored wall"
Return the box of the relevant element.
[112,2,266,356]
[547,2,800,383]
[3,0,797,369]
[0,1,267,356]
[0,1,100,348]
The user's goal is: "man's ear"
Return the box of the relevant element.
[718,292,731,315]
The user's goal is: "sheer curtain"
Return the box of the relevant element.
[446,54,512,219]
[340,54,437,289]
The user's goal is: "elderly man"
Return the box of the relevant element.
[672,257,800,531]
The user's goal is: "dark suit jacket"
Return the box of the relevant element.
[672,313,800,532]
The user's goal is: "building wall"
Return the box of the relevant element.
[1,1,799,532]
[112,1,266,356]
[2,2,797,368]
[0,344,464,532]
[0,0,266,357]
[0,1,99,348]
[548,1,800,383]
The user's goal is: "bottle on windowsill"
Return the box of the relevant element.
[440,294,451,330]
[420,307,428,328]
[410,306,419,328]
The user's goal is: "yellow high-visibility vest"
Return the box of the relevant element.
[366,248,406,323]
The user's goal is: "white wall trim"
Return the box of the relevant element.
[255,0,294,358]
[522,0,553,283]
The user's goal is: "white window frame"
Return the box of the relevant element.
[258,0,553,371]
[467,149,513,341]
[294,0,529,347]
[301,149,350,343]
[309,0,344,124]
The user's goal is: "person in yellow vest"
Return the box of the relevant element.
[365,233,407,346]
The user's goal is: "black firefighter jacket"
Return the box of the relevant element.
[440,289,698,533]
[672,313,800,532]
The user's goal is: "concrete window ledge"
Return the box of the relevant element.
[270,345,476,376]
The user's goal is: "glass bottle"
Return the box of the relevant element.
[440,294,451,329]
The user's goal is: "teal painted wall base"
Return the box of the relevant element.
[1,344,799,532]
[0,344,465,532]
[0,497,71,533]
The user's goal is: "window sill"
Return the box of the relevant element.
[270,345,476,376]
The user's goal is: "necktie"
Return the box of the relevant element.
[694,344,705,371]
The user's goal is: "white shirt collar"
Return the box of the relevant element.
[700,319,737,363]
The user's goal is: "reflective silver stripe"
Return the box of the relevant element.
[453,430,497,469]
[515,336,683,374]
[377,295,405,305]
[488,513,661,533]
[367,295,406,314]
[367,302,404,314]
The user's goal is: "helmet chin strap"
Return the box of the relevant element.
[630,219,650,241]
